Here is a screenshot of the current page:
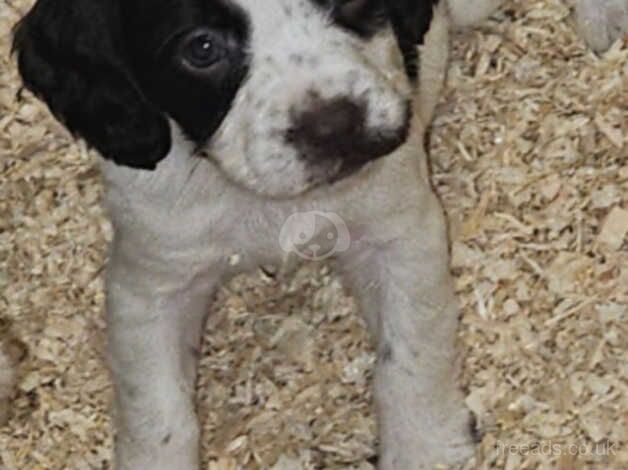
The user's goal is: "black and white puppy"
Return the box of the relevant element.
[12,0,627,469]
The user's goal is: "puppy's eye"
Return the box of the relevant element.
[181,29,224,68]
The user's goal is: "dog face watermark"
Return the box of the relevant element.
[279,211,351,260]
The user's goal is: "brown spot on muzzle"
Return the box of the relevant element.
[285,96,412,178]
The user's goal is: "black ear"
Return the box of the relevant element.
[388,0,441,79]
[12,0,171,169]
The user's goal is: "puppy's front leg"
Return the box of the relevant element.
[342,195,474,469]
[106,251,216,470]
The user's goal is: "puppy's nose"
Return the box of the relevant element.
[286,97,410,173]
[304,99,362,144]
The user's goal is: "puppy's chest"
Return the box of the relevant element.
[200,179,418,268]
[104,142,424,272]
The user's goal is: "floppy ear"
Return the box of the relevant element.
[388,0,441,79]
[12,0,171,169]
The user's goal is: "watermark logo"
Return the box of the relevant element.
[279,211,350,260]
[495,440,618,457]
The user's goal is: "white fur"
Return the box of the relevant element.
[103,125,475,470]
[418,1,451,127]
[101,3,476,467]
[94,1,628,469]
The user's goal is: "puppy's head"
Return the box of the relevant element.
[14,0,438,197]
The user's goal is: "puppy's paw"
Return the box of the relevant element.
[575,0,628,52]
[378,399,476,470]
[421,405,477,469]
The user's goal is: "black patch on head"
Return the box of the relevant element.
[387,0,441,79]
[13,0,249,169]
[122,0,250,144]
[311,0,389,38]
[310,0,441,80]
[13,0,171,169]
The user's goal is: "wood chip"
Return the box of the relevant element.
[597,206,628,251]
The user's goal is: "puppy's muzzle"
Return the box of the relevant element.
[286,97,411,181]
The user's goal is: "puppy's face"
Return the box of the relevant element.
[204,0,412,196]
[14,0,437,197]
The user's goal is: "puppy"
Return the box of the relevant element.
[11,0,627,469]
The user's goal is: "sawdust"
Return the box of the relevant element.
[0,0,626,469]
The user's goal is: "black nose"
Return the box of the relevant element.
[286,97,411,175]
[302,99,362,144]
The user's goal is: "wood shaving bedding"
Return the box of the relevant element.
[0,0,626,468]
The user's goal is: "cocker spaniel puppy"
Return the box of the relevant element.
[11,0,626,468]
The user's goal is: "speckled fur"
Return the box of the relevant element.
[208,0,412,197]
